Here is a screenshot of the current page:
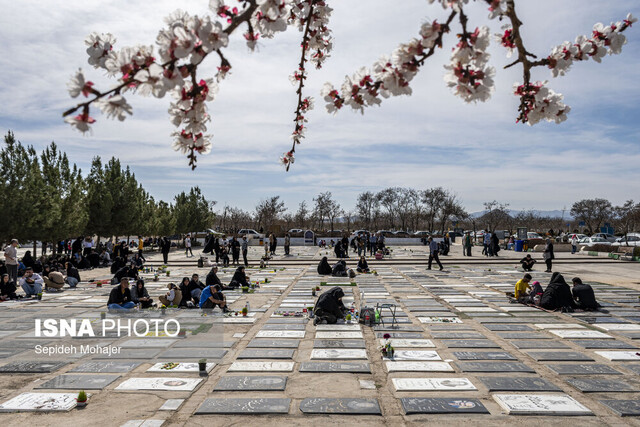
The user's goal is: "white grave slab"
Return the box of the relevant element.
[232,333,246,338]
[223,317,257,324]
[115,377,202,391]
[392,377,476,391]
[455,307,497,312]
[534,324,585,330]
[315,324,361,331]
[310,349,368,360]
[492,393,592,415]
[159,399,184,411]
[594,351,640,361]
[227,361,295,372]
[256,331,305,338]
[418,317,462,324]
[549,330,612,339]
[121,420,165,427]
[315,331,364,339]
[0,393,78,412]
[595,324,640,331]
[147,362,216,373]
[384,350,441,361]
[385,361,454,372]
[379,339,435,348]
[120,339,177,348]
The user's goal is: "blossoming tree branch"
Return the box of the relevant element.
[63,0,636,170]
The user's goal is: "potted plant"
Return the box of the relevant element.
[242,286,249,293]
[166,270,171,277]
[312,288,316,296]
[346,313,352,323]
[100,312,106,320]
[76,390,87,408]
[307,306,314,318]
[37,292,43,300]
[160,305,166,315]
[316,285,321,291]
[241,306,248,317]
[198,359,208,376]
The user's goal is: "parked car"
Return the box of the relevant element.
[350,230,370,237]
[567,233,587,242]
[612,233,640,247]
[392,231,411,237]
[238,229,265,239]
[475,230,486,238]
[413,231,431,237]
[591,233,617,243]
[288,229,304,234]
[578,237,612,246]
[376,230,395,237]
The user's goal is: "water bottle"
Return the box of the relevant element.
[246,300,250,313]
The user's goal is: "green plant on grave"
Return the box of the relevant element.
[77,390,87,402]
[198,358,207,364]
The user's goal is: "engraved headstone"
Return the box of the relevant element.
[255,331,305,338]
[238,349,295,359]
[213,376,287,391]
[378,339,435,348]
[570,340,636,349]
[492,393,592,415]
[0,392,78,412]
[70,361,141,373]
[310,349,368,360]
[453,351,516,360]
[147,362,215,373]
[246,339,300,348]
[157,349,227,359]
[299,362,370,373]
[315,332,363,339]
[443,340,499,348]
[299,398,381,415]
[456,361,534,373]
[595,351,640,361]
[599,399,640,416]
[195,398,291,414]
[400,397,489,414]
[567,378,637,393]
[36,374,120,390]
[509,340,569,349]
[227,362,295,372]
[546,363,622,375]
[385,361,454,372]
[478,377,561,392]
[116,377,202,391]
[384,350,441,361]
[548,330,612,339]
[392,377,476,391]
[0,361,68,373]
[314,339,366,349]
[526,351,594,362]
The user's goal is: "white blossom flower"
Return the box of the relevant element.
[85,32,116,69]
[64,111,95,134]
[67,69,94,98]
[96,95,133,121]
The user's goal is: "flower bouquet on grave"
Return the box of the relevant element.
[100,312,106,320]
[76,390,88,408]
[161,362,178,370]
[308,306,314,318]
[160,305,166,315]
[242,306,248,317]
[198,359,208,376]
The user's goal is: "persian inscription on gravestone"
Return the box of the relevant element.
[69,361,141,373]
[237,349,295,359]
[299,398,381,415]
[566,378,637,393]
[400,397,490,414]
[213,376,287,391]
[195,398,291,414]
[36,374,120,390]
[478,377,562,392]
[546,363,623,375]
[299,362,371,373]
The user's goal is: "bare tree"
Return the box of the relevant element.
[481,200,511,232]
[294,200,309,229]
[313,192,334,231]
[255,196,286,233]
[438,192,467,235]
[422,187,447,232]
[570,198,613,233]
[355,191,379,231]
[614,200,640,236]
[327,198,342,233]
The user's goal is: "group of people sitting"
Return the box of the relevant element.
[512,272,599,311]
[0,262,82,300]
[317,256,370,277]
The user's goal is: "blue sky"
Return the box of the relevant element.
[1,0,639,214]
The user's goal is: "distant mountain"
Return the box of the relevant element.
[470,209,573,219]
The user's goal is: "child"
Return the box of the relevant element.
[514,273,532,300]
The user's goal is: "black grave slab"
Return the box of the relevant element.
[0,360,68,373]
[69,361,141,373]
[456,361,535,373]
[237,349,294,359]
[432,332,487,339]
[375,333,424,339]
[567,378,637,393]
[509,340,570,349]
[157,348,227,359]
[299,362,371,373]
[213,376,287,391]
[496,332,551,340]
[599,399,640,416]
[571,340,638,349]
[373,325,423,332]
[400,397,490,415]
[261,324,306,331]
[453,351,516,360]
[443,340,499,348]
[546,363,623,375]
[247,339,300,348]
[623,365,640,375]
[95,349,161,359]
[195,398,291,414]
[313,340,366,349]
[526,351,594,362]
[36,374,120,390]
[299,398,381,415]
[478,376,561,392]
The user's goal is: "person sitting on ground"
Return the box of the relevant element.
[131,279,154,309]
[571,277,600,310]
[107,277,135,311]
[530,281,543,297]
[313,286,347,325]
[65,262,81,288]
[317,256,332,275]
[77,255,91,270]
[132,253,145,268]
[100,249,111,266]
[356,256,370,273]
[206,266,222,288]
[199,284,230,311]
[87,249,101,268]
[520,254,536,271]
[334,240,343,258]
[229,266,250,289]
[19,267,44,297]
[110,256,124,274]
[43,269,66,292]
[540,272,576,311]
[331,260,348,277]
[21,251,35,269]
[188,273,206,303]
[514,273,532,301]
[0,273,17,300]
[159,283,182,307]
[178,277,193,307]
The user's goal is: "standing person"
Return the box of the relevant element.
[137,236,146,261]
[230,236,240,266]
[427,237,444,271]
[19,267,44,297]
[571,234,578,254]
[82,237,93,258]
[464,232,472,256]
[3,239,19,283]
[342,235,350,258]
[483,232,491,257]
[241,236,249,267]
[369,234,377,256]
[284,233,291,256]
[184,234,193,257]
[490,232,500,257]
[269,234,277,256]
[213,236,221,264]
[161,237,171,264]
[543,238,554,273]
[107,278,135,311]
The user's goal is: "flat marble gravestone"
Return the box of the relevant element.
[214,376,287,391]
[484,324,534,331]
[384,350,441,361]
[375,333,424,339]
[36,374,120,390]
[147,363,215,373]
[478,377,562,392]
[299,398,381,415]
[595,351,640,361]
[158,349,227,359]
[380,339,435,348]
[599,400,640,416]
[510,340,570,349]
[548,330,612,339]
[314,340,366,349]
[119,338,177,348]
[96,349,161,359]
[69,361,141,373]
[453,351,516,360]
[443,340,499,348]
[492,393,592,415]
[526,351,594,362]
[255,331,305,338]
[228,362,295,372]
[159,399,184,411]
[116,377,202,391]
[315,331,364,339]
[299,362,370,373]
[0,361,68,373]
[400,397,489,414]
[195,398,291,414]
[238,349,295,359]
[392,377,477,391]
[456,361,535,373]
[315,324,361,331]
[546,363,622,375]
[0,392,78,412]
[567,378,637,393]
[621,365,640,375]
[311,349,368,360]
[571,340,637,349]
[247,339,300,348]
[385,361,454,372]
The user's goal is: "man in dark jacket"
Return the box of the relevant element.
[206,266,222,288]
[540,272,575,311]
[331,260,348,277]
[188,273,206,302]
[543,239,555,272]
[161,237,171,264]
[520,254,537,271]
[313,287,347,325]
[107,278,135,310]
[571,277,599,310]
